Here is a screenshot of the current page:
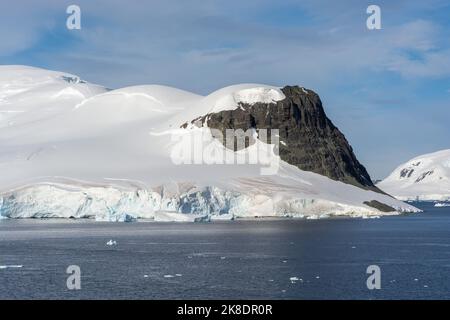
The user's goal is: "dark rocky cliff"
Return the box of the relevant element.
[185,85,381,192]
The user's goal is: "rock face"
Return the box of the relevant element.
[192,86,378,191]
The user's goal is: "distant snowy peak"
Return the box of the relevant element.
[384,149,450,184]
[378,149,450,201]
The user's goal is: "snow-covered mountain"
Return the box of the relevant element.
[0,65,418,221]
[377,149,450,201]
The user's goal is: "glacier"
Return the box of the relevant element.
[0,65,419,221]
[0,177,419,221]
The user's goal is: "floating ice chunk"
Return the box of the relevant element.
[106,240,117,246]
[290,277,302,283]
[362,214,381,219]
[0,265,23,269]
[434,202,450,207]
[154,212,208,222]
[210,214,234,221]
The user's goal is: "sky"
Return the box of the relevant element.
[0,0,449,179]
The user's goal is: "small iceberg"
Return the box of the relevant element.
[0,265,23,269]
[361,214,381,219]
[154,212,209,222]
[289,277,302,283]
[106,240,117,246]
[434,202,450,207]
[210,214,234,221]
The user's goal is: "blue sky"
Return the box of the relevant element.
[1,0,449,179]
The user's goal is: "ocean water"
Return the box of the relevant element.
[0,202,449,299]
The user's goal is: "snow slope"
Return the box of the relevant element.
[0,65,418,221]
[0,65,107,128]
[378,149,450,201]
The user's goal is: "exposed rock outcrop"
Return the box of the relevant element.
[189,85,380,192]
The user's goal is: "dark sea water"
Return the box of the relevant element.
[0,202,449,300]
